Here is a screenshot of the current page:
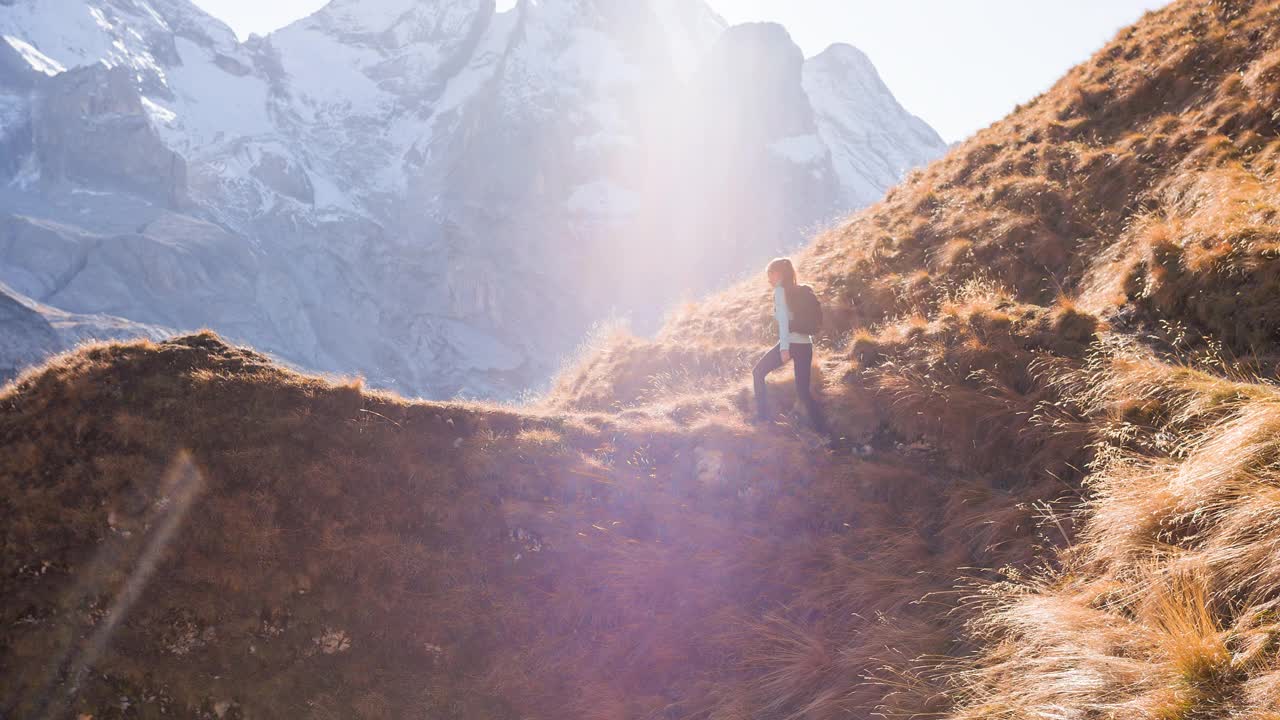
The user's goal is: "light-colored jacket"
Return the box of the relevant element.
[775,285,813,352]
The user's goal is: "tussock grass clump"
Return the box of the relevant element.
[950,346,1280,719]
[853,288,1100,479]
[546,332,758,415]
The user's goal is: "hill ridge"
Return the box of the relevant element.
[3,331,999,717]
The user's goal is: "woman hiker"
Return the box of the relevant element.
[752,257,829,435]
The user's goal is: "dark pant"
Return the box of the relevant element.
[753,343,828,434]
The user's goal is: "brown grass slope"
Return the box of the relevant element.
[1,332,1054,719]
[5,1,1280,718]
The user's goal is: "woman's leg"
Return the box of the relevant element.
[790,344,829,434]
[753,344,783,419]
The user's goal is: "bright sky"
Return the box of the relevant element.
[192,0,1168,143]
[715,1,1168,141]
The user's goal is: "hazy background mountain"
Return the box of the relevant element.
[0,0,946,394]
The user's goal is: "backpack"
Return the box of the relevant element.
[787,285,823,335]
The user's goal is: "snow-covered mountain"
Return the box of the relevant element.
[0,0,947,397]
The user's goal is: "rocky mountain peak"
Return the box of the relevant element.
[806,42,911,117]
[696,23,814,141]
[0,0,948,398]
[810,43,885,88]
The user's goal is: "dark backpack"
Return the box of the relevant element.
[787,285,823,335]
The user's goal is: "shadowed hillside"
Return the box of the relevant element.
[2,333,1041,719]
[5,0,1280,718]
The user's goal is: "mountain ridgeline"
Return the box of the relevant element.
[6,0,1280,719]
[0,0,945,396]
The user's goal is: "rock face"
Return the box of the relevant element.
[804,44,946,203]
[674,23,844,285]
[0,0,948,396]
[0,283,59,379]
[33,65,188,206]
[0,281,169,381]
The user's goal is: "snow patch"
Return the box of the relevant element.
[271,25,392,119]
[134,1,172,31]
[3,35,65,76]
[0,0,166,82]
[163,37,273,147]
[87,7,113,32]
[141,96,177,125]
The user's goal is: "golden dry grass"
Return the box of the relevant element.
[949,350,1280,719]
[6,1,1280,718]
[1,333,1013,719]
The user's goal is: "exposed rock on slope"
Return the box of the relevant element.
[0,281,167,381]
[34,64,188,206]
[0,283,58,378]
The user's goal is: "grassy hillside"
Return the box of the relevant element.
[5,0,1280,718]
[1,332,1037,719]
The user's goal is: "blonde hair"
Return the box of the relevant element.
[766,257,798,289]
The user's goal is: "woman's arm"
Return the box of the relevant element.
[775,286,791,358]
